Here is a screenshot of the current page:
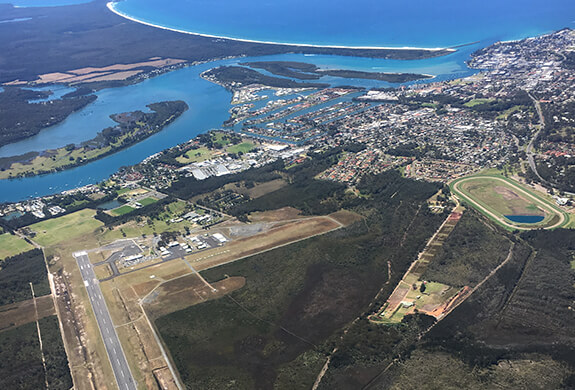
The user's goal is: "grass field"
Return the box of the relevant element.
[459,179,541,215]
[98,200,195,243]
[463,98,494,107]
[109,205,135,216]
[176,147,217,164]
[0,233,34,259]
[451,175,567,229]
[0,144,113,180]
[28,209,103,247]
[143,275,246,320]
[176,135,254,164]
[236,178,287,199]
[227,142,255,155]
[116,187,131,195]
[138,197,158,206]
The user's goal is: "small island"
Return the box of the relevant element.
[0,100,188,179]
[241,61,433,83]
[201,66,329,89]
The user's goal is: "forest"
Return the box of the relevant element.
[202,66,328,89]
[379,226,575,389]
[0,316,72,390]
[0,87,96,147]
[0,249,50,306]
[241,61,431,83]
[156,160,446,389]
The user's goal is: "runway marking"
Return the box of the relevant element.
[77,249,137,389]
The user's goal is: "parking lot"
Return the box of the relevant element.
[94,233,230,280]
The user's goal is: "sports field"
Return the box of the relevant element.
[451,175,567,229]
[0,233,34,259]
[138,197,158,207]
[109,205,135,216]
[28,209,103,247]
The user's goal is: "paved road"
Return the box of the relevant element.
[94,242,142,277]
[526,93,547,184]
[525,93,575,197]
[74,252,137,390]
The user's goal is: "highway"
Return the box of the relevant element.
[74,251,137,390]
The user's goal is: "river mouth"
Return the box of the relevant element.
[0,49,478,203]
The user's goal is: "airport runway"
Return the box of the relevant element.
[74,251,137,390]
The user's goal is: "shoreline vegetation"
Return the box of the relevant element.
[200,62,432,91]
[0,0,454,153]
[241,61,434,83]
[0,87,97,148]
[0,100,188,179]
[200,66,331,89]
[0,0,454,86]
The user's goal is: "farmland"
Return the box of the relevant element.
[451,175,567,229]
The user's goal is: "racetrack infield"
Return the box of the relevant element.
[451,175,566,230]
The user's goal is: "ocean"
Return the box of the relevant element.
[8,0,91,7]
[1,0,574,202]
[112,0,575,48]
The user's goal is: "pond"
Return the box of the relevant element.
[97,200,124,210]
[504,215,545,224]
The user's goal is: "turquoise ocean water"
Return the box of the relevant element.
[112,0,575,48]
[8,0,91,6]
[0,0,574,202]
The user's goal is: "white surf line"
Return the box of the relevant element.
[106,2,454,52]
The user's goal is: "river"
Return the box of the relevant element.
[1,0,574,202]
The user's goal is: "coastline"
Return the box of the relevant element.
[0,100,188,180]
[106,2,455,53]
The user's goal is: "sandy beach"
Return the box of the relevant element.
[106,2,454,53]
